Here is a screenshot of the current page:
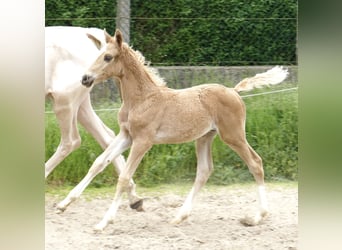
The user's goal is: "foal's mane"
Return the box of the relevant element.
[122,44,166,87]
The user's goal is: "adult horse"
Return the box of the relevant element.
[58,29,288,231]
[45,27,141,208]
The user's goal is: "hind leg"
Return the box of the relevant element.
[45,103,81,178]
[219,129,269,226]
[171,131,216,224]
[230,141,269,225]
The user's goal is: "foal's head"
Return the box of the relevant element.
[82,29,125,87]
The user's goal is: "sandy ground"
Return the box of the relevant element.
[45,183,297,250]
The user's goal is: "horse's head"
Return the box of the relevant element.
[82,29,124,88]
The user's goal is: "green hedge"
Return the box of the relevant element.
[45,0,297,66]
[45,87,298,187]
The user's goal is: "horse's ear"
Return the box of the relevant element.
[114,29,123,48]
[86,33,102,50]
[104,29,112,43]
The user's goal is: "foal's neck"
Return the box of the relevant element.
[119,61,158,106]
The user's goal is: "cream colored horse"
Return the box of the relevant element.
[45,26,122,177]
[45,27,141,208]
[58,29,288,231]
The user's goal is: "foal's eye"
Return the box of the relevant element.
[104,54,113,62]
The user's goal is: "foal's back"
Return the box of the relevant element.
[159,83,245,121]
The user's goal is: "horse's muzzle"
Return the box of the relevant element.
[81,74,95,88]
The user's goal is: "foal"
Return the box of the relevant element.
[58,29,288,231]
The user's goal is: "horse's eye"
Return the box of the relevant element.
[104,54,113,62]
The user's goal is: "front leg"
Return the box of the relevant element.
[94,140,152,231]
[56,132,131,212]
[78,97,143,211]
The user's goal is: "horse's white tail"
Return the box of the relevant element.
[234,66,289,92]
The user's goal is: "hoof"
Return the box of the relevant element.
[130,199,144,212]
[239,216,258,226]
[56,206,66,214]
[170,214,188,225]
[170,218,181,225]
[239,208,269,226]
[261,209,269,218]
[94,219,112,232]
[94,224,105,233]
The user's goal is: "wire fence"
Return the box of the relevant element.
[88,65,298,105]
[45,86,298,114]
[45,66,298,114]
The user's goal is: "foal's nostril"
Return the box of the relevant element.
[81,74,94,87]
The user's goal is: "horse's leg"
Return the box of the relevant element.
[56,131,132,212]
[45,102,81,178]
[171,131,216,224]
[78,95,126,168]
[94,139,152,231]
[219,128,269,226]
[77,96,142,210]
[229,142,268,225]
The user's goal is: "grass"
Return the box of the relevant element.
[45,84,298,187]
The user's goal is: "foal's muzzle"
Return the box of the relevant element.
[81,74,95,88]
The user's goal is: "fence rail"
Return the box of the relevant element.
[45,86,298,114]
[45,66,298,114]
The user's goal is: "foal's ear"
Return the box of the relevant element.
[114,29,123,48]
[104,29,112,44]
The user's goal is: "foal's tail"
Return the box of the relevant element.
[234,66,288,92]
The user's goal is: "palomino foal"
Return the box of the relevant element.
[58,29,288,231]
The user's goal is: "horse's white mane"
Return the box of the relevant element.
[130,46,167,87]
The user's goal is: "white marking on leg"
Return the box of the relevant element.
[56,133,130,212]
[56,175,93,211]
[94,196,122,232]
[258,185,269,216]
[94,178,129,231]
[171,188,195,224]
[240,185,269,226]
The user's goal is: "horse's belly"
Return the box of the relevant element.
[154,118,214,144]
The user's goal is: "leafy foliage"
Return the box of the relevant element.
[46,0,117,31]
[45,0,297,66]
